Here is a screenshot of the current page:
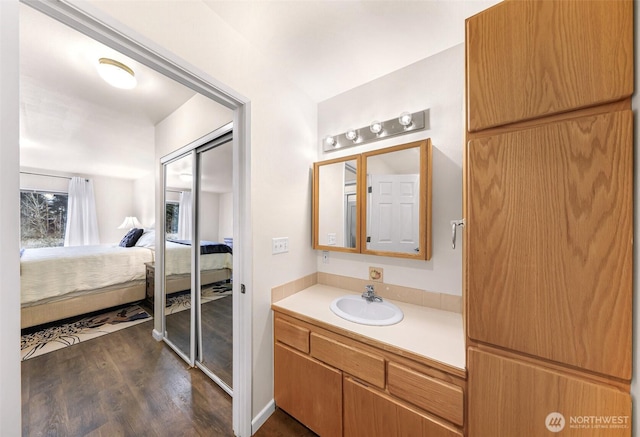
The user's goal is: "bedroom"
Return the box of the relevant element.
[18,1,237,328]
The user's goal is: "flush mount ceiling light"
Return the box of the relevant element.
[321,110,427,152]
[97,57,137,89]
[179,172,193,182]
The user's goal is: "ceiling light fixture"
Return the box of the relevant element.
[179,172,193,182]
[320,110,428,152]
[97,57,137,89]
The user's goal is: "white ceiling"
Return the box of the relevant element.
[19,0,500,181]
[203,0,500,102]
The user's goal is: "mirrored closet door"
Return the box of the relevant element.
[161,123,234,394]
[163,152,195,364]
[195,136,233,391]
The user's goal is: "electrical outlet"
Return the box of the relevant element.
[369,267,383,282]
[322,251,329,264]
[272,237,289,254]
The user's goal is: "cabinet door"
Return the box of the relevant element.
[343,376,462,437]
[274,343,342,436]
[467,111,632,379]
[466,0,633,132]
[468,349,631,437]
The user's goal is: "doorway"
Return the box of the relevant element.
[15,2,252,436]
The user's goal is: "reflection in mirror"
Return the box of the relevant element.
[363,140,431,260]
[197,141,233,389]
[313,155,360,252]
[164,153,194,361]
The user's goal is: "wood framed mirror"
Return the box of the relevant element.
[361,139,432,260]
[313,139,432,260]
[313,154,361,253]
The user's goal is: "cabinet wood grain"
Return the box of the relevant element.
[467,110,633,380]
[388,362,464,426]
[274,317,309,353]
[344,376,462,437]
[468,349,631,437]
[466,0,633,132]
[310,332,386,389]
[274,344,342,436]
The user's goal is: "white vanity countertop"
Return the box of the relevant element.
[272,284,465,372]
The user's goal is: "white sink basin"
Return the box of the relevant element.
[330,294,404,326]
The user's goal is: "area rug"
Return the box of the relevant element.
[166,281,232,315]
[21,304,151,361]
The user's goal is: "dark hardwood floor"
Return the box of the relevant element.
[164,293,233,387]
[22,308,316,436]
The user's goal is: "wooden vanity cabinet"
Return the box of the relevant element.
[273,311,465,436]
[344,376,462,437]
[274,344,343,436]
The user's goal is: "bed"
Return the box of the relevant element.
[164,239,233,295]
[20,229,232,329]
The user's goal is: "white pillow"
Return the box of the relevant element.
[135,229,156,248]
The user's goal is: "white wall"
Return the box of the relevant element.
[0,1,21,435]
[133,173,155,229]
[199,191,221,242]
[20,170,141,244]
[218,192,233,240]
[96,2,321,421]
[317,44,464,295]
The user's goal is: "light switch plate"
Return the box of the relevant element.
[272,237,289,254]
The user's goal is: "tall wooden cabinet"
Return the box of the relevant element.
[465,1,633,435]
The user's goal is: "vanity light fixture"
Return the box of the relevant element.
[324,136,337,148]
[97,57,137,89]
[369,121,383,135]
[321,109,427,152]
[345,129,359,142]
[398,111,413,127]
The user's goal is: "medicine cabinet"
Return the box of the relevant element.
[313,139,432,260]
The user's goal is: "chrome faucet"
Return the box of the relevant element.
[362,284,383,302]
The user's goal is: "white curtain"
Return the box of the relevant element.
[64,177,100,246]
[177,191,192,240]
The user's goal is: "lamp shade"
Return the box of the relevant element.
[118,216,143,229]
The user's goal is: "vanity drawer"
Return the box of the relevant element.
[310,333,385,389]
[274,317,309,353]
[388,362,464,426]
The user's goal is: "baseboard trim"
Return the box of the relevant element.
[151,329,163,341]
[251,399,275,435]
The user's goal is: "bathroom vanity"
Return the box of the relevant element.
[272,285,465,436]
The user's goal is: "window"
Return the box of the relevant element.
[166,202,179,238]
[20,191,68,248]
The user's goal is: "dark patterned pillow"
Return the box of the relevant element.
[119,228,144,247]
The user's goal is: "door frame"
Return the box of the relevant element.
[19,1,253,436]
